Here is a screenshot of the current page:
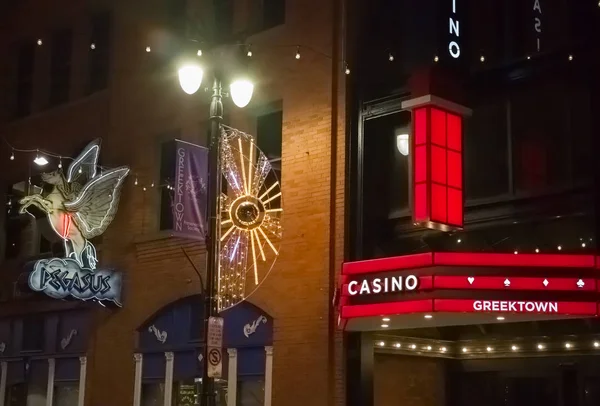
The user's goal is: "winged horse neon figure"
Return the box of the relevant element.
[19,139,129,270]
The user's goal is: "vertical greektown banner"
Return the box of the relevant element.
[172,140,209,240]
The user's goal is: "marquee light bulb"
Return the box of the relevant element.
[410,344,416,349]
[480,55,485,62]
[90,43,96,50]
[10,151,14,161]
[535,248,540,253]
[145,46,151,52]
[37,39,42,46]
[440,347,447,352]
[425,346,432,351]
[565,343,572,349]
[394,343,401,348]
[382,317,390,322]
[462,347,468,353]
[246,45,252,57]
[78,167,82,174]
[594,342,599,348]
[295,47,301,59]
[378,341,385,347]
[424,314,433,319]
[134,177,138,186]
[58,159,62,169]
[381,324,389,328]
[486,347,493,352]
[511,345,518,351]
[568,54,573,61]
[388,53,394,62]
[537,344,545,350]
[345,65,350,75]
[197,49,202,56]
[434,55,439,62]
[497,316,505,321]
[582,243,586,248]
[557,245,562,251]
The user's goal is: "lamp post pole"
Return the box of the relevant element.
[201,74,223,406]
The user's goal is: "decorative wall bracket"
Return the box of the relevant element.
[61,329,78,350]
[148,325,167,344]
[243,315,267,338]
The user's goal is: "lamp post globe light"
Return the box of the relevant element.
[178,59,253,406]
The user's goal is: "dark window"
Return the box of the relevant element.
[21,315,44,352]
[88,11,112,93]
[257,110,282,163]
[363,111,411,217]
[261,0,285,30]
[159,140,176,231]
[511,82,571,194]
[214,0,234,39]
[15,41,35,118]
[237,378,265,406]
[257,109,282,207]
[5,383,26,406]
[464,99,509,200]
[49,28,73,106]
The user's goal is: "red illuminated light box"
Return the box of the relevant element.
[401,95,472,231]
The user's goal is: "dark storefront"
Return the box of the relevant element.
[344,1,600,405]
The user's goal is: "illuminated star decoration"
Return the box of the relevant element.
[218,127,283,311]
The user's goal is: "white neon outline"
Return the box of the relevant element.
[64,167,130,237]
[67,142,100,182]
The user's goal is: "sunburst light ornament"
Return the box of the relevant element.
[218,127,283,311]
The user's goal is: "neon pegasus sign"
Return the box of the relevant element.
[19,139,128,306]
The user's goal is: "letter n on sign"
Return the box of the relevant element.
[401,95,472,231]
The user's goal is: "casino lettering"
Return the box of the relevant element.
[348,275,420,296]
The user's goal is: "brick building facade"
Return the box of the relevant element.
[0,1,346,406]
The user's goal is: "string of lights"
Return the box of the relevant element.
[1,135,166,194]
[375,335,600,359]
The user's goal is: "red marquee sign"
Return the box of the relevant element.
[338,252,600,330]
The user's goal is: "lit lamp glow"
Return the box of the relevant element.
[178,64,204,95]
[34,155,49,166]
[396,133,410,156]
[230,79,254,108]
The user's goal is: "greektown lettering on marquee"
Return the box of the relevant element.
[473,300,558,313]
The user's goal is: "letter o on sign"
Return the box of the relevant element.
[448,41,460,58]
[405,275,419,291]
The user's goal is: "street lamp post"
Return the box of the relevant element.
[178,62,253,406]
[201,74,223,406]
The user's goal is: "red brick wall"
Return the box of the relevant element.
[0,1,347,406]
[374,354,445,406]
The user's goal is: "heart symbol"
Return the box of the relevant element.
[467,277,474,285]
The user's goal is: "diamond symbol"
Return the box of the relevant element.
[577,279,585,288]
[543,279,549,287]
[468,277,475,285]
[504,279,511,287]
[198,354,203,362]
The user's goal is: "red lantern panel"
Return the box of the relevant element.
[412,106,463,230]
